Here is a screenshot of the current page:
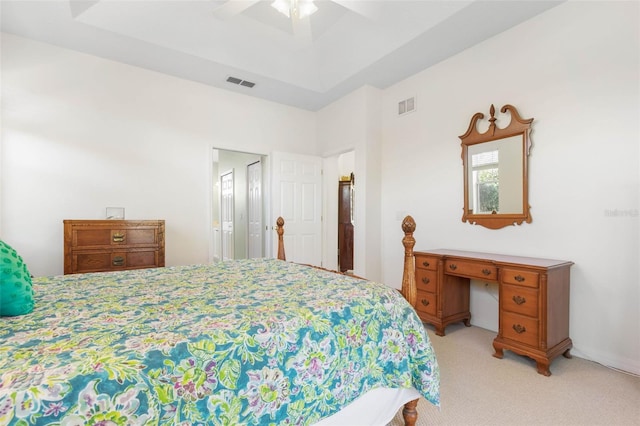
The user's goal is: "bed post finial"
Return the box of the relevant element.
[401,215,417,307]
[276,216,286,261]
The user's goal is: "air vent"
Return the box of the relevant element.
[398,97,416,115]
[226,76,256,88]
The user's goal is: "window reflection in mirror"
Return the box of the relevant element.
[459,104,533,229]
[467,135,523,215]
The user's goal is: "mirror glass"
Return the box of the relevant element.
[460,104,533,229]
[467,135,523,215]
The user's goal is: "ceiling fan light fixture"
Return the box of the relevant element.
[271,0,317,20]
[297,0,318,19]
[271,0,291,18]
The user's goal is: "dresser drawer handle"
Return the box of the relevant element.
[112,256,125,266]
[512,295,526,305]
[514,275,525,282]
[512,324,526,334]
[482,269,492,276]
[422,277,430,284]
[112,233,125,243]
[421,299,430,307]
[448,264,457,271]
[422,261,430,267]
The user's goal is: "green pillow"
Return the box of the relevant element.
[0,239,34,316]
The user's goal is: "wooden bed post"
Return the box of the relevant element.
[401,215,420,426]
[402,398,418,426]
[401,215,417,308]
[276,216,286,261]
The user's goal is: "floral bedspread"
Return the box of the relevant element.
[0,258,439,425]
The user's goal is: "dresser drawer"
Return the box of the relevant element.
[415,254,438,271]
[415,290,437,316]
[73,227,160,248]
[73,249,160,274]
[501,268,539,288]
[444,259,497,281]
[416,269,437,293]
[502,284,538,318]
[502,311,539,347]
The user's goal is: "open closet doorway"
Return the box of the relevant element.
[211,149,265,261]
[337,151,355,273]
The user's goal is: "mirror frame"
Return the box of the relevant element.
[459,104,533,229]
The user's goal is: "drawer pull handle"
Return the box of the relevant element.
[422,261,430,267]
[449,264,457,271]
[514,275,525,282]
[512,324,526,334]
[422,277,430,284]
[482,269,492,276]
[421,299,430,307]
[113,233,125,243]
[112,256,125,266]
[512,295,526,305]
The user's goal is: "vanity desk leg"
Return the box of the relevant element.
[492,337,573,376]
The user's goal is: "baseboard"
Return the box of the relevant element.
[570,347,640,376]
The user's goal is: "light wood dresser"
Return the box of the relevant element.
[64,220,165,275]
[414,249,573,376]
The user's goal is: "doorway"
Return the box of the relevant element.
[209,148,324,266]
[211,149,265,261]
[337,150,355,273]
[338,173,354,273]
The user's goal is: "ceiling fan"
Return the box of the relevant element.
[211,0,379,41]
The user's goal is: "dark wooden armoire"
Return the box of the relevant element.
[338,176,354,272]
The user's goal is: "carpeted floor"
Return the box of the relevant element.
[389,324,640,426]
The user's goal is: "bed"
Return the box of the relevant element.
[0,217,438,425]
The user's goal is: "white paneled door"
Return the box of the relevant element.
[270,152,322,266]
[220,170,234,261]
[247,161,263,258]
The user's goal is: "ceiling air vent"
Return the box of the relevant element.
[226,76,256,88]
[398,97,416,115]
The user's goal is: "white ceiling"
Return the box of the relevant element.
[1,0,563,111]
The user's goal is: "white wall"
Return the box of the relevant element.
[1,33,317,276]
[380,2,639,374]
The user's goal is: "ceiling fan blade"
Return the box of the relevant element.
[331,0,381,21]
[212,0,261,20]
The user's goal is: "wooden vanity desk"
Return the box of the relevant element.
[412,248,573,376]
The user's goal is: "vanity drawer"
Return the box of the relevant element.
[444,259,497,281]
[415,290,437,316]
[501,268,539,288]
[502,311,539,347]
[415,254,438,271]
[416,269,437,293]
[502,284,539,318]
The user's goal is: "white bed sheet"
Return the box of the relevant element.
[314,387,422,426]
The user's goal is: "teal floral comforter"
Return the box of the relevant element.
[0,258,439,425]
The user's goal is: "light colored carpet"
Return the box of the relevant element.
[389,324,640,426]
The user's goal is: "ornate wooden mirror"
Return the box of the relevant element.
[459,104,533,229]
